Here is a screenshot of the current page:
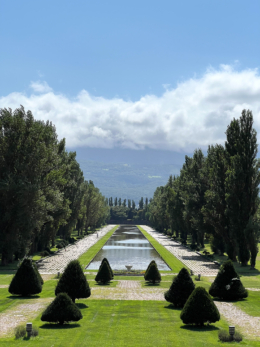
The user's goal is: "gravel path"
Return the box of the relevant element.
[0,298,51,337]
[37,225,117,274]
[215,301,260,340]
[91,280,165,300]
[140,225,219,276]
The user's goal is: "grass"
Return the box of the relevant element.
[231,290,260,317]
[78,225,118,268]
[0,299,247,347]
[137,226,186,272]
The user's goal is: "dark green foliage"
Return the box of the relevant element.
[144,260,156,277]
[218,329,242,342]
[14,325,26,339]
[95,261,112,284]
[209,260,248,300]
[164,268,195,307]
[180,287,220,325]
[9,258,42,296]
[55,260,91,302]
[144,261,161,284]
[41,293,82,325]
[33,262,44,285]
[101,258,114,278]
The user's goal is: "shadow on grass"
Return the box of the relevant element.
[40,323,81,330]
[0,270,16,274]
[76,303,88,309]
[164,304,182,311]
[144,283,161,287]
[213,297,247,303]
[7,295,41,300]
[180,324,219,332]
[94,282,113,286]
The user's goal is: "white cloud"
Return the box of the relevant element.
[30,81,52,93]
[1,65,260,151]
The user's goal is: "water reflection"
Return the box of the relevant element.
[86,225,170,270]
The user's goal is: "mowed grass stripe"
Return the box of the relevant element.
[78,225,118,268]
[0,300,250,347]
[137,225,186,272]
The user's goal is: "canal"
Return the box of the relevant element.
[87,225,170,270]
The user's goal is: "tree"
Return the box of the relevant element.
[180,287,220,326]
[118,198,122,206]
[114,197,118,206]
[95,261,112,284]
[132,200,136,209]
[144,260,155,277]
[101,258,114,279]
[139,197,144,210]
[9,258,42,296]
[0,106,70,264]
[144,261,161,284]
[225,110,260,265]
[41,293,82,325]
[164,268,195,307]
[209,260,248,300]
[128,199,131,208]
[122,199,126,207]
[55,260,91,302]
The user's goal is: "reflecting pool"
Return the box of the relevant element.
[86,225,170,270]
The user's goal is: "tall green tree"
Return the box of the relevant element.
[225,110,260,265]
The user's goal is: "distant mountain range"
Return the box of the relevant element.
[72,147,192,203]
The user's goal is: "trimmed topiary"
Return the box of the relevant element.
[209,260,248,300]
[164,267,195,307]
[95,261,112,284]
[41,293,82,325]
[101,258,114,279]
[144,261,161,284]
[55,260,91,303]
[180,287,220,326]
[9,258,42,296]
[33,262,44,285]
[144,260,156,277]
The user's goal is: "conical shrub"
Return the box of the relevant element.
[144,260,156,277]
[209,260,248,300]
[41,293,82,325]
[9,258,42,296]
[33,262,44,285]
[180,287,220,325]
[95,261,112,284]
[164,268,195,307]
[144,261,161,284]
[55,260,91,302]
[101,258,114,278]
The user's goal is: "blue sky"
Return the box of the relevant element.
[1,0,260,156]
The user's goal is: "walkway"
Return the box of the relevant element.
[37,225,117,274]
[140,225,219,276]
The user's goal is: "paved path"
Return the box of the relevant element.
[140,225,219,276]
[37,225,117,274]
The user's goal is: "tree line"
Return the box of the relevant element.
[107,196,150,222]
[148,110,260,268]
[0,106,109,265]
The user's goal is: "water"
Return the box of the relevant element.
[87,225,170,270]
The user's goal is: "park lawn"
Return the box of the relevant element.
[137,226,186,272]
[1,299,256,347]
[239,275,260,288]
[141,277,212,290]
[78,225,118,268]
[231,290,260,317]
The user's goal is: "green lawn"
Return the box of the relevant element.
[137,226,187,272]
[78,225,118,268]
[1,299,252,347]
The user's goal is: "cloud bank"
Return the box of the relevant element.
[1,65,260,152]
